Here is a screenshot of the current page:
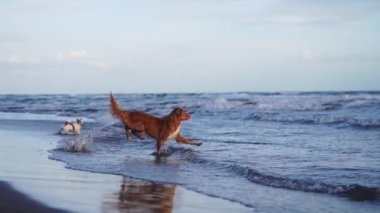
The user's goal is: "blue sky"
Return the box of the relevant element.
[0,0,379,94]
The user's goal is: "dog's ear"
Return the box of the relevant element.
[173,108,182,116]
[174,107,190,120]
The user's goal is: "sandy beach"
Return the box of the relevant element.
[0,118,251,213]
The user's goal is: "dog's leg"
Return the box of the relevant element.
[124,125,132,141]
[156,140,163,155]
[175,135,202,146]
[156,140,165,155]
[132,130,145,140]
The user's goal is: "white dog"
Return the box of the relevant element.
[58,118,83,135]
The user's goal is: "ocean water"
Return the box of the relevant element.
[0,92,379,212]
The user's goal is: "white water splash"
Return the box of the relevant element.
[61,135,93,152]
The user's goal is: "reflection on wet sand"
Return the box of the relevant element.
[106,177,176,213]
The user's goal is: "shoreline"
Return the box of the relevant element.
[49,157,255,210]
[0,119,252,213]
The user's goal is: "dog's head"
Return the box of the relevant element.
[76,118,84,125]
[173,108,190,121]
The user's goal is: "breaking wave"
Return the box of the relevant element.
[246,113,380,129]
[0,112,95,123]
[168,146,379,201]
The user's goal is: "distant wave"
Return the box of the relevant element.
[79,93,380,112]
[0,107,100,117]
[1,93,380,116]
[179,95,380,112]
[294,91,380,96]
[246,113,380,129]
[0,112,95,123]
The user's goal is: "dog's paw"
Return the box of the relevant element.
[151,150,171,157]
[195,141,203,146]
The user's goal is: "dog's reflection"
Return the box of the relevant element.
[117,177,175,213]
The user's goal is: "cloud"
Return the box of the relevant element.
[298,50,380,62]
[0,0,78,15]
[187,0,380,26]
[300,50,320,61]
[269,0,380,25]
[0,0,379,93]
[55,50,107,69]
[0,33,28,43]
[68,50,88,58]
[0,49,107,69]
[264,15,344,25]
[0,53,41,64]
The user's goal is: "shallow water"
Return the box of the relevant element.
[0,120,249,213]
[1,92,379,212]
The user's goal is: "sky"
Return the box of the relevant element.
[0,0,379,94]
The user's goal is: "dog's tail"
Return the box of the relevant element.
[109,92,125,119]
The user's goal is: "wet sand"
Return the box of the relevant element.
[0,180,67,213]
[0,119,251,213]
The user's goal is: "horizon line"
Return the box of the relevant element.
[0,90,379,96]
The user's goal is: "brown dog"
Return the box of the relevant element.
[109,93,202,153]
